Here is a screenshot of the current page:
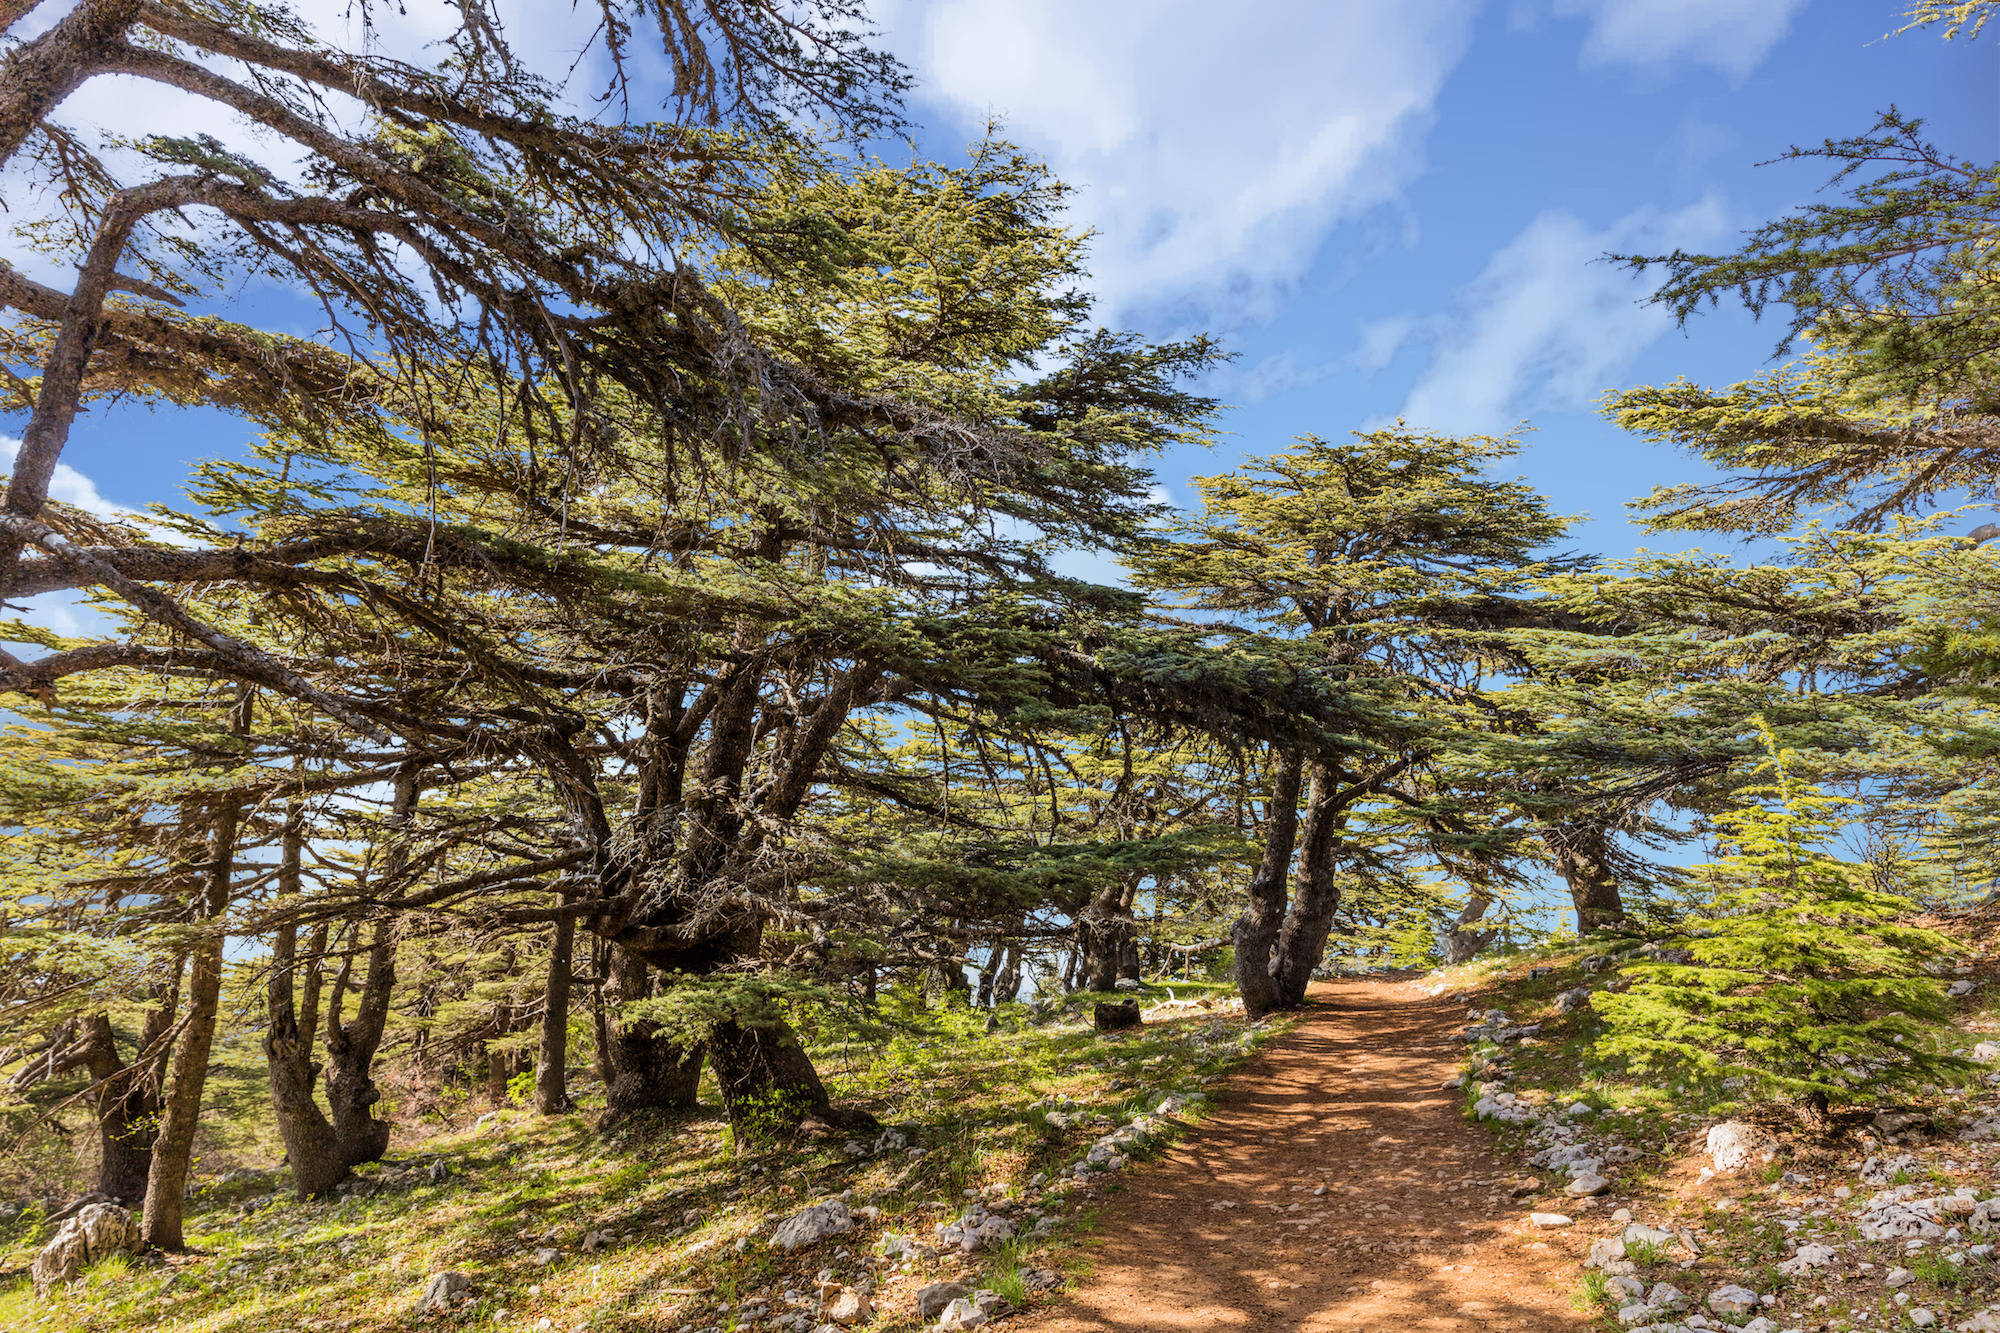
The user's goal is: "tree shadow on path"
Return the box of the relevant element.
[1018,977,1592,1333]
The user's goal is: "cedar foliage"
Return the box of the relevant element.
[1593,723,1971,1122]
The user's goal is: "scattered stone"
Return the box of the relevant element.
[1973,1042,1999,1063]
[531,1247,560,1265]
[1529,1212,1573,1227]
[419,1271,472,1313]
[1912,1309,1937,1328]
[1777,1243,1838,1275]
[1648,1283,1690,1312]
[1707,1285,1759,1317]
[773,1201,855,1251]
[1705,1122,1779,1174]
[31,1203,140,1290]
[1887,1266,1916,1288]
[1567,1173,1611,1197]
[825,1288,871,1326]
[1862,1154,1920,1186]
[916,1282,972,1320]
[1556,986,1594,1014]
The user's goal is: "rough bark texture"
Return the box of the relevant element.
[322,765,416,1169]
[265,800,347,1198]
[0,0,138,167]
[1077,879,1134,993]
[708,1018,878,1138]
[1270,761,1348,1009]
[991,942,1023,1006]
[534,910,577,1114]
[1236,752,1303,1019]
[1552,824,1627,934]
[75,1002,172,1206]
[600,946,704,1122]
[1440,892,1499,964]
[141,800,237,1250]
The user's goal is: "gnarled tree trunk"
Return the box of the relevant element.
[708,1017,876,1138]
[1270,760,1345,1009]
[1552,823,1626,934]
[600,945,703,1122]
[1235,751,1302,1020]
[321,764,417,1169]
[265,798,348,1198]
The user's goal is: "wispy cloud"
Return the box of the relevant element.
[0,434,141,521]
[883,0,1480,330]
[1390,195,1730,435]
[1551,0,1809,77]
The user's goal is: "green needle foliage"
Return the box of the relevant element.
[1594,722,1971,1124]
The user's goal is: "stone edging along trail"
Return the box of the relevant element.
[1016,976,1590,1333]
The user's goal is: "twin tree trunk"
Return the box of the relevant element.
[265,771,411,1200]
[1235,754,1348,1020]
[77,995,176,1205]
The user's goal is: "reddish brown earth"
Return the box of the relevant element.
[1019,977,1592,1333]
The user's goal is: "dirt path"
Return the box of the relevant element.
[1021,977,1590,1333]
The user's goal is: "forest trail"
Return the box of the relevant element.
[1021,977,1589,1333]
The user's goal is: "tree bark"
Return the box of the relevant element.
[322,764,416,1169]
[991,941,1022,1006]
[141,798,237,1250]
[1235,751,1302,1019]
[74,988,175,1205]
[600,945,703,1122]
[1271,760,1347,1009]
[534,908,577,1114]
[265,797,348,1198]
[1552,823,1627,934]
[1440,890,1499,964]
[708,1017,877,1138]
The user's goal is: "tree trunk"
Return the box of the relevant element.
[141,799,237,1251]
[1077,876,1137,994]
[600,945,704,1122]
[991,942,1022,1006]
[77,991,174,1206]
[1270,760,1345,1009]
[264,798,348,1198]
[534,909,576,1114]
[322,764,417,1169]
[708,1017,877,1138]
[1235,751,1302,1019]
[1440,890,1499,964]
[1552,823,1627,934]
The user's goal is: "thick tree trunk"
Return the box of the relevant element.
[265,800,347,1198]
[77,993,173,1205]
[1552,823,1627,934]
[1077,878,1132,994]
[1235,751,1302,1019]
[142,799,237,1251]
[1270,760,1346,1009]
[1440,891,1499,964]
[991,942,1022,1006]
[534,910,576,1114]
[600,945,704,1122]
[322,765,416,1168]
[708,1017,877,1138]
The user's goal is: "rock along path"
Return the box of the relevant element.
[1018,976,1590,1333]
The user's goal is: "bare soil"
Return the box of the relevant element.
[1020,977,1591,1333]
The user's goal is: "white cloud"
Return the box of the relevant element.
[1552,0,1808,77]
[0,434,141,521]
[1392,195,1729,435]
[882,0,1479,329]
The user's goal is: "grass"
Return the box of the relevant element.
[0,987,1283,1333]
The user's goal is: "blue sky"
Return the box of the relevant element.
[5,0,1996,581]
[876,0,1997,565]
